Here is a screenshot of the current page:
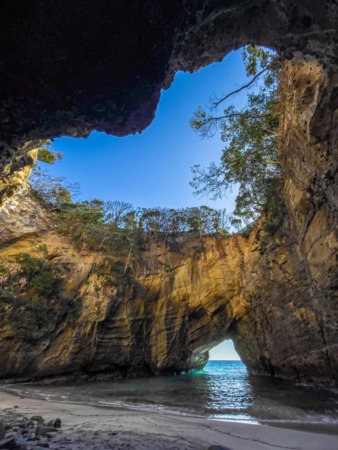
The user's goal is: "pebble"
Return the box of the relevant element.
[0,437,23,449]
[30,416,44,424]
[47,418,61,429]
[36,426,58,437]
[45,432,57,439]
[5,432,17,439]
[32,447,51,450]
[0,411,61,450]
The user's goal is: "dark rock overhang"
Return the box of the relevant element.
[0,0,337,166]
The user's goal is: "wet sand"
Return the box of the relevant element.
[0,389,337,450]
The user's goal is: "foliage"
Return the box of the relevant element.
[30,164,79,208]
[0,247,81,338]
[31,140,79,208]
[29,137,252,275]
[37,140,63,164]
[190,45,284,229]
[29,156,235,239]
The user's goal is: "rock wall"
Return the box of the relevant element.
[0,2,337,385]
[0,59,337,386]
[229,60,338,384]
[0,188,251,380]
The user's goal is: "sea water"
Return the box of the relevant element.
[3,361,338,433]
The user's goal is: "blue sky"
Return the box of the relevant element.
[47,49,252,360]
[48,49,249,210]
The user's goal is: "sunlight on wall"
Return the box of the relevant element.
[209,340,240,360]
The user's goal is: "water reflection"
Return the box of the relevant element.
[247,373,338,425]
[3,361,338,431]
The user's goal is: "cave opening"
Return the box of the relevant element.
[208,339,240,362]
[35,48,252,212]
[31,44,280,239]
[4,44,281,380]
[0,42,276,380]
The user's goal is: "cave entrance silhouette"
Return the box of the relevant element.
[37,48,251,212]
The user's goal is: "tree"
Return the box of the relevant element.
[30,141,248,251]
[190,45,283,228]
[37,140,63,164]
[30,141,79,208]
[103,201,134,227]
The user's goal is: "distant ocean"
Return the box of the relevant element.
[3,361,338,433]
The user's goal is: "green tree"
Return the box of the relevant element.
[30,165,78,208]
[30,141,79,208]
[0,247,81,338]
[37,140,63,164]
[190,45,283,228]
[103,201,134,227]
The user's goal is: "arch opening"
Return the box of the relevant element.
[30,48,252,211]
[208,339,241,362]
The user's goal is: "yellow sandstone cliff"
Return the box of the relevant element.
[0,60,337,385]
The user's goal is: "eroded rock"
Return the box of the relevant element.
[0,2,336,385]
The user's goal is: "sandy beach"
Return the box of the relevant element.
[0,389,337,450]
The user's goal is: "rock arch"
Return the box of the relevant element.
[0,1,337,384]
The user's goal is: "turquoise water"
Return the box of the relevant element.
[3,361,338,431]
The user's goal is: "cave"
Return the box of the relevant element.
[0,1,337,385]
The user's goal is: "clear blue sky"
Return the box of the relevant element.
[47,49,252,360]
[48,49,249,210]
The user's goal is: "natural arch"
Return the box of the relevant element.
[0,1,337,384]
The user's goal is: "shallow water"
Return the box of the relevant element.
[3,361,338,433]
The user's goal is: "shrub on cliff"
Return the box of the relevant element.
[0,247,81,338]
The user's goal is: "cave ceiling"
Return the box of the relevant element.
[0,0,337,171]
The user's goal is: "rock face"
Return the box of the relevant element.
[0,1,337,385]
[0,189,251,380]
[229,60,338,384]
[0,57,337,383]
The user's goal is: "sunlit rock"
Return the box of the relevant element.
[0,1,337,385]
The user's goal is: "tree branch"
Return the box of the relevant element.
[213,58,282,108]
[199,111,273,127]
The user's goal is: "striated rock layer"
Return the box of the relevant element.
[0,187,249,380]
